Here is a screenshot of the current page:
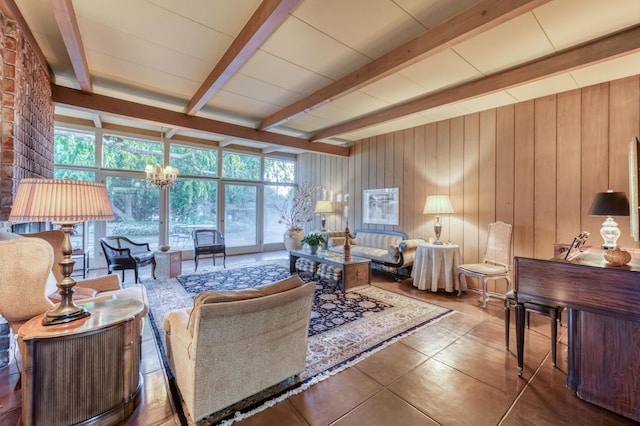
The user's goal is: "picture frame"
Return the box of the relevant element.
[363,188,399,225]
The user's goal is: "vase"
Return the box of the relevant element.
[284,229,304,251]
[309,244,319,254]
[604,247,632,267]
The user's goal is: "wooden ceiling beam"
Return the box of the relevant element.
[258,0,550,131]
[51,0,91,92]
[311,24,640,141]
[185,0,300,116]
[0,0,52,79]
[52,84,349,157]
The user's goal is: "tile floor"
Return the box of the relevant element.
[0,252,636,425]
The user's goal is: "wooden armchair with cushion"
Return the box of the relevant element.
[163,275,315,423]
[100,236,157,283]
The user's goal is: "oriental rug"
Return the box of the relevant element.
[144,259,452,425]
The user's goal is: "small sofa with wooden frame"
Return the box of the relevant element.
[323,228,423,278]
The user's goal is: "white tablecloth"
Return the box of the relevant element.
[411,243,461,292]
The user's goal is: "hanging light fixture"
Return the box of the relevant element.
[145,128,178,188]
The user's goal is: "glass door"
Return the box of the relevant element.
[222,183,261,254]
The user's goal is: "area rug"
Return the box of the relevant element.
[175,262,392,337]
[144,259,453,425]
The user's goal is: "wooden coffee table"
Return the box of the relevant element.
[289,249,371,292]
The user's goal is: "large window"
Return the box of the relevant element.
[264,185,294,244]
[103,134,162,171]
[53,125,299,259]
[264,158,295,183]
[222,151,260,180]
[169,179,218,249]
[54,128,95,167]
[105,176,159,248]
[170,144,217,177]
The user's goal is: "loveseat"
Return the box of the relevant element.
[323,229,423,278]
[163,275,315,423]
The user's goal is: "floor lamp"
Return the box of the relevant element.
[9,179,115,325]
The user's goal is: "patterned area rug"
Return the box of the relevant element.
[176,263,391,337]
[145,259,452,425]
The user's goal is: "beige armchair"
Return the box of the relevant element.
[0,237,56,334]
[163,275,315,423]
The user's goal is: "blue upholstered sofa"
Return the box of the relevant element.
[322,229,423,278]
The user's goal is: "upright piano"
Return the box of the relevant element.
[514,250,640,422]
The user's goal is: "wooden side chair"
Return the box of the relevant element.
[457,221,513,308]
[192,229,226,271]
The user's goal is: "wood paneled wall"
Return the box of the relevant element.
[299,75,640,287]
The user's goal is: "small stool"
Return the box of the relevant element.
[317,263,342,284]
[295,258,317,279]
[505,290,563,373]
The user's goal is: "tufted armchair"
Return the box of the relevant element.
[163,275,314,422]
[100,236,156,283]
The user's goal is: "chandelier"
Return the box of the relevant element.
[144,164,178,188]
[144,128,179,188]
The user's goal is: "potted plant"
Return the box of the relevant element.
[300,233,326,254]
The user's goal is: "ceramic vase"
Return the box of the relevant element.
[284,228,304,251]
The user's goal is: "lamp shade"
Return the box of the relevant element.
[423,195,454,215]
[9,179,114,223]
[588,190,629,217]
[314,200,333,213]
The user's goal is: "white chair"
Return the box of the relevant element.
[457,221,513,308]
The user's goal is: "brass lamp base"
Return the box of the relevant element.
[43,305,90,325]
[42,222,91,326]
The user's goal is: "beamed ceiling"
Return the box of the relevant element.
[3,0,640,157]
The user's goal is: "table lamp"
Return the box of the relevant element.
[9,179,115,325]
[423,195,454,244]
[314,200,333,231]
[588,189,629,249]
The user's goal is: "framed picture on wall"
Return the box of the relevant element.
[363,188,399,225]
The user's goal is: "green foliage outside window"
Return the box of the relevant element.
[170,145,217,177]
[103,135,161,171]
[222,151,260,180]
[264,158,295,183]
[54,129,95,166]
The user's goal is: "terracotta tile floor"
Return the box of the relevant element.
[0,252,636,425]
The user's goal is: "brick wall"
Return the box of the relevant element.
[0,9,54,221]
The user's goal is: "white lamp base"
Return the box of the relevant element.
[599,216,621,249]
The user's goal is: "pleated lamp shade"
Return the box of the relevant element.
[9,179,114,224]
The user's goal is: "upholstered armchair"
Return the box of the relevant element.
[163,276,315,423]
[0,237,57,334]
[100,236,157,283]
